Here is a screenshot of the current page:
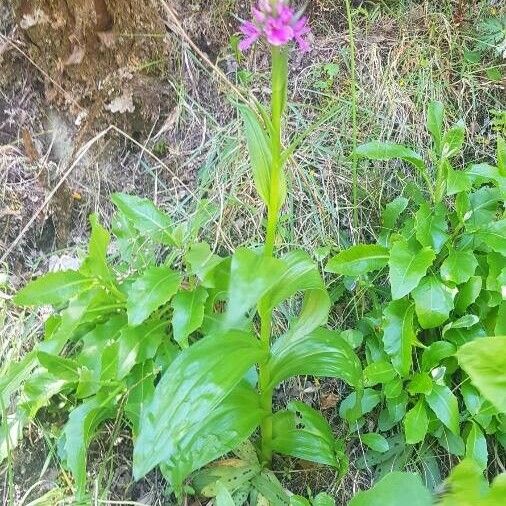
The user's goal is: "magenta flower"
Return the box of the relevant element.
[239,0,311,53]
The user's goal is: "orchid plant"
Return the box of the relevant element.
[3,1,363,503]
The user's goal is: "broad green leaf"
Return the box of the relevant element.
[14,271,93,307]
[465,422,488,471]
[466,163,506,191]
[224,248,286,330]
[339,389,381,422]
[427,101,444,155]
[498,135,506,176]
[379,393,408,431]
[461,383,483,416]
[487,252,505,292]
[407,372,433,395]
[446,165,471,195]
[465,187,501,232]
[111,193,174,245]
[272,401,343,468]
[379,196,409,246]
[442,119,466,158]
[339,329,364,349]
[251,470,291,505]
[360,433,389,453]
[171,286,208,347]
[117,320,166,379]
[458,337,506,413]
[326,244,389,277]
[477,219,506,256]
[389,238,435,300]
[186,242,225,289]
[363,361,396,387]
[37,352,80,382]
[496,303,506,335]
[348,472,432,506]
[125,362,155,436]
[425,384,460,435]
[455,276,482,314]
[59,392,114,500]
[441,250,478,285]
[355,141,427,176]
[412,276,456,329]
[415,202,449,253]
[404,399,429,444]
[384,377,403,399]
[133,331,265,482]
[215,482,235,506]
[267,327,362,390]
[80,213,112,282]
[238,105,274,208]
[438,427,465,456]
[442,315,480,337]
[126,266,181,326]
[382,299,416,377]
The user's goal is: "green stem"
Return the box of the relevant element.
[344,0,359,233]
[259,46,287,466]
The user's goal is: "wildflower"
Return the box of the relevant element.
[239,0,311,53]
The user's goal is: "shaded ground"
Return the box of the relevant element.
[1,0,505,504]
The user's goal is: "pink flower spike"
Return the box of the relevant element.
[293,16,311,53]
[239,21,261,51]
[265,17,294,46]
[252,7,266,23]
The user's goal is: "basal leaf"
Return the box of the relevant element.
[126,266,181,326]
[133,331,265,482]
[171,286,208,347]
[389,238,435,300]
[457,337,506,413]
[272,401,344,468]
[441,250,478,285]
[412,276,456,329]
[125,362,156,437]
[267,327,362,390]
[111,193,174,246]
[326,244,389,277]
[404,398,429,444]
[14,271,93,307]
[415,202,449,253]
[382,299,415,377]
[425,384,460,435]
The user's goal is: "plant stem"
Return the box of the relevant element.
[344,0,360,234]
[259,46,287,466]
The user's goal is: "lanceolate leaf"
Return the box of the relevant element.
[133,331,265,482]
[427,101,444,155]
[465,422,488,471]
[126,266,181,326]
[14,271,93,307]
[404,399,429,445]
[111,193,174,246]
[125,362,156,436]
[457,337,506,413]
[382,299,415,377]
[360,433,389,453]
[389,238,435,300]
[272,402,343,468]
[80,213,113,282]
[412,276,456,329]
[171,286,208,347]
[326,244,389,277]
[267,327,362,390]
[425,384,460,435]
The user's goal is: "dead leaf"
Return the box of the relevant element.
[98,31,116,48]
[320,392,340,410]
[105,90,135,114]
[20,8,50,29]
[65,46,85,66]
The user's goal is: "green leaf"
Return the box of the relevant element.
[339,389,381,422]
[465,187,501,232]
[111,193,174,246]
[126,266,181,326]
[379,196,409,246]
[125,362,155,437]
[407,373,433,395]
[14,271,93,307]
[215,482,236,506]
[355,141,427,176]
[117,320,166,380]
[466,163,506,191]
[382,299,416,377]
[477,219,506,256]
[442,119,466,157]
[133,330,265,483]
[272,401,344,468]
[326,244,389,277]
[80,213,112,282]
[348,472,432,506]
[186,242,225,289]
[441,250,478,285]
[427,101,444,155]
[415,202,449,253]
[457,337,506,413]
[37,352,80,382]
[361,433,389,453]
[412,276,456,329]
[465,422,488,471]
[425,384,460,435]
[455,276,483,315]
[268,327,362,390]
[171,286,208,347]
[59,393,114,500]
[404,399,429,444]
[363,361,397,387]
[384,377,403,399]
[498,135,506,176]
[389,238,435,300]
[446,165,471,196]
[239,105,276,209]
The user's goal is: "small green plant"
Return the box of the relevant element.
[325,102,506,479]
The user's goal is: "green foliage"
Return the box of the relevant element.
[327,103,506,474]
